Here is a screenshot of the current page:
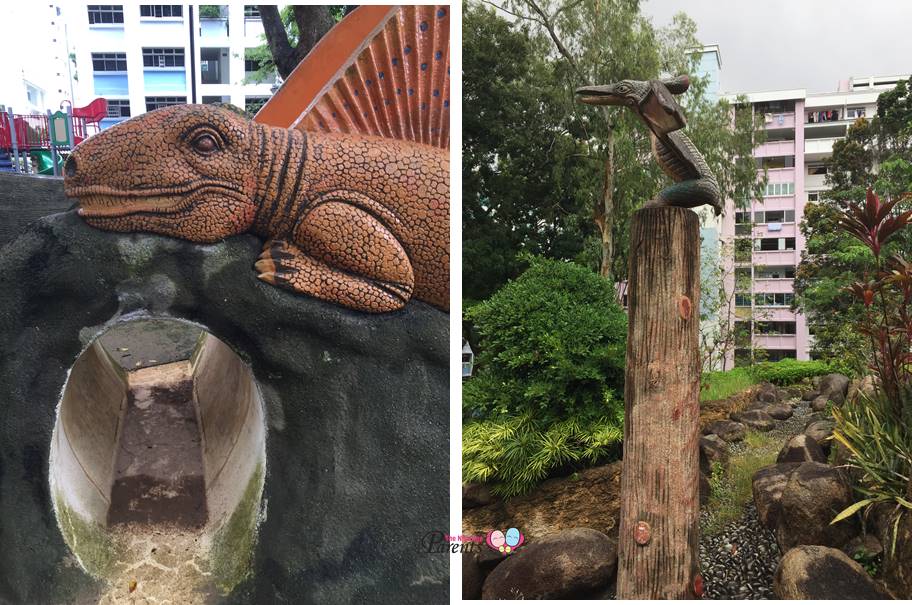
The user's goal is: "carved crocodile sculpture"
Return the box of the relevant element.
[63,104,449,313]
[576,75,722,215]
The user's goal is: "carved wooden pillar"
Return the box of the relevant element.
[616,206,702,599]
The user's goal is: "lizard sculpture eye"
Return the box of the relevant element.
[191,133,220,154]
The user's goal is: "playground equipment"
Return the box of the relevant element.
[0,99,107,175]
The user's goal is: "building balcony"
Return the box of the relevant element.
[755,334,798,349]
[805,137,841,161]
[753,278,795,293]
[756,307,798,322]
[751,249,797,266]
[761,112,795,129]
[756,140,796,157]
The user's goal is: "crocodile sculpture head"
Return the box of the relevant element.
[64,104,260,242]
[576,75,690,137]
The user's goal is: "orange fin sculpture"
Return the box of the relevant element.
[64,6,449,314]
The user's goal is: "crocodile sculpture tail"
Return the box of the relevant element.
[254,5,450,150]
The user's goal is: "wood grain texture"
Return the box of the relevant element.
[616,206,702,599]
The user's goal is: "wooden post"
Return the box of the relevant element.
[616,206,702,599]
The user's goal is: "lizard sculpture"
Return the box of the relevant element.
[576,75,722,215]
[63,104,449,313]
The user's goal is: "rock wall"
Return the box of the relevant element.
[0,173,72,245]
[0,182,449,604]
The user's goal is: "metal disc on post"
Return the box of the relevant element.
[616,205,702,599]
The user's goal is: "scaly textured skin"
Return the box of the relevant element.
[63,104,449,313]
[576,76,722,215]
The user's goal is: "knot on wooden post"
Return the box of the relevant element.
[634,521,651,545]
[678,295,692,320]
[693,572,705,598]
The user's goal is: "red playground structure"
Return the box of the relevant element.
[0,98,108,175]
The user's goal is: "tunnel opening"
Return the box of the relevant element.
[49,318,267,601]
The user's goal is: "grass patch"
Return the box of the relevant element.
[704,430,780,534]
[700,367,758,402]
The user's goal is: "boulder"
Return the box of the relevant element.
[755,382,782,404]
[463,482,495,509]
[774,545,890,599]
[777,434,827,464]
[804,420,835,455]
[811,395,830,412]
[699,434,729,475]
[752,463,801,530]
[732,409,775,432]
[462,552,485,600]
[842,534,883,560]
[819,373,850,405]
[848,375,878,405]
[0,210,449,603]
[704,420,746,443]
[881,508,912,598]
[776,462,859,552]
[765,403,794,420]
[700,472,711,505]
[481,528,618,600]
[801,389,820,401]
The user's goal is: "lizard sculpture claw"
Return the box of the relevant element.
[576,75,723,216]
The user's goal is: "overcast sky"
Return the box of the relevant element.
[642,0,912,94]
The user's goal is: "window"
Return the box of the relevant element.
[735,211,752,224]
[807,192,820,202]
[245,57,264,73]
[735,239,753,262]
[245,96,270,113]
[754,292,794,307]
[736,223,752,236]
[765,182,794,197]
[846,106,866,119]
[735,293,752,307]
[753,100,795,113]
[143,48,185,68]
[762,349,797,362]
[755,266,795,279]
[755,237,796,251]
[92,52,127,72]
[140,5,182,18]
[755,210,795,223]
[755,321,796,335]
[88,5,124,24]
[106,99,131,118]
[807,109,840,123]
[756,155,795,169]
[145,96,186,111]
[244,5,261,18]
[808,164,828,176]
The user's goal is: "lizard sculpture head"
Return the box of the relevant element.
[64,104,260,242]
[576,75,690,137]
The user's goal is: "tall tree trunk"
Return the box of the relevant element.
[258,5,334,79]
[594,128,615,280]
[616,206,702,599]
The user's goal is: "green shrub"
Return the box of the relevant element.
[462,257,627,495]
[464,257,627,422]
[752,358,835,385]
[832,391,912,549]
[462,410,623,497]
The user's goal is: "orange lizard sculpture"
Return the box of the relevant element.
[63,104,448,313]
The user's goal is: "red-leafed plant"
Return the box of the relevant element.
[839,189,912,413]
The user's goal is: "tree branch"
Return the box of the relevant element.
[519,0,581,78]
[258,5,297,79]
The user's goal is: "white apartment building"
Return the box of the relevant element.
[720,74,909,367]
[0,3,72,114]
[65,3,280,128]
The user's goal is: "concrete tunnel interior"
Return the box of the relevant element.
[48,318,266,597]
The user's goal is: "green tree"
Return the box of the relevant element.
[463,0,766,300]
[795,76,912,367]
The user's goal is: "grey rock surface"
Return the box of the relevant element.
[776,434,827,464]
[774,545,889,599]
[776,462,859,552]
[0,210,449,604]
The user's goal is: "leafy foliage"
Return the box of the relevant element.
[462,412,623,496]
[462,1,766,299]
[752,358,837,386]
[462,257,627,495]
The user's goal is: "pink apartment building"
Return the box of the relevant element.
[720,74,909,367]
